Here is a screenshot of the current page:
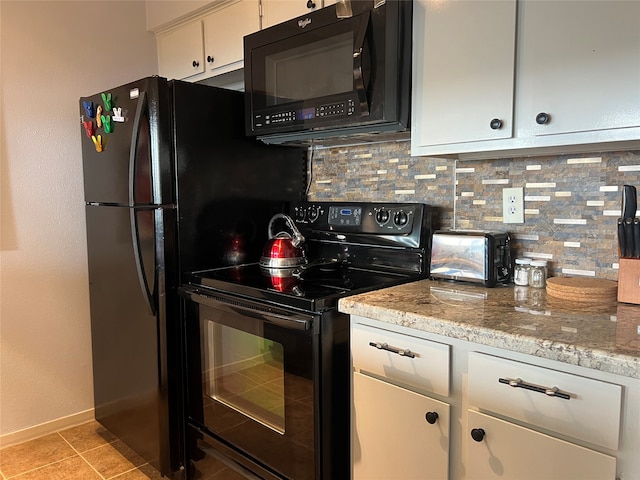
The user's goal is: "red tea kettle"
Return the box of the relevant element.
[259,213,307,269]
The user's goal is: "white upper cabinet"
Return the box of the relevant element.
[156,0,260,82]
[203,0,260,75]
[411,0,517,148]
[155,0,330,83]
[412,0,640,159]
[261,0,322,29]
[146,1,212,31]
[158,21,205,80]
[517,0,640,138]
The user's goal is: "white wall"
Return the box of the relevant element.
[0,0,157,444]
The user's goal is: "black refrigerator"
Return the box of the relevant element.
[79,76,306,478]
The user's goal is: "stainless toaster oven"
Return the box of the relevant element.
[429,231,511,287]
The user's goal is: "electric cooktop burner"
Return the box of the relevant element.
[187,262,414,312]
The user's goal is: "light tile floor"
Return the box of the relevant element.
[0,421,164,479]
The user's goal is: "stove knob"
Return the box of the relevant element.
[294,207,306,222]
[394,210,408,227]
[375,209,390,225]
[307,205,320,223]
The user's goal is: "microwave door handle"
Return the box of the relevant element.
[353,11,370,116]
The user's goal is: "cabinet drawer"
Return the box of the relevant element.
[468,352,622,449]
[467,410,617,480]
[351,323,450,397]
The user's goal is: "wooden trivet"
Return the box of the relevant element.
[546,277,618,303]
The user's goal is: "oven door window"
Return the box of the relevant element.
[205,323,285,434]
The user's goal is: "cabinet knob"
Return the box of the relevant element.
[207,55,215,64]
[192,60,200,68]
[471,428,486,442]
[490,118,503,130]
[535,112,550,125]
[307,0,316,8]
[425,412,439,424]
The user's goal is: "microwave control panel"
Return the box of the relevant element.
[253,99,356,130]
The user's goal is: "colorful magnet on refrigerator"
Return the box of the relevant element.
[101,115,112,133]
[83,120,94,138]
[83,101,95,118]
[96,105,103,128]
[101,92,112,111]
[112,107,125,122]
[91,134,103,152]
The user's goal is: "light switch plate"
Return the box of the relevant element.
[503,187,524,223]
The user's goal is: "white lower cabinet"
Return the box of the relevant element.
[466,410,617,480]
[351,322,451,479]
[352,372,450,480]
[466,352,622,479]
[349,315,639,479]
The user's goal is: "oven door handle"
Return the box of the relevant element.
[184,290,313,331]
[230,305,311,331]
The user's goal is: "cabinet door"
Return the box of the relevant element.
[411,0,516,152]
[467,410,616,480]
[352,372,449,480]
[261,0,321,29]
[203,0,260,75]
[158,21,205,80]
[517,0,640,137]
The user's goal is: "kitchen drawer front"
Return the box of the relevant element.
[467,410,617,480]
[351,323,450,397]
[468,352,622,449]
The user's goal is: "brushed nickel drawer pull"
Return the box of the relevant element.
[368,341,416,358]
[498,377,570,400]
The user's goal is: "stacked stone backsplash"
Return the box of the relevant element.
[307,141,640,281]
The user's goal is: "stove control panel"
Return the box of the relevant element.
[291,202,426,235]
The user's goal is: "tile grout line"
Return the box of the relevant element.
[1,453,78,480]
[57,432,107,480]
[105,464,145,480]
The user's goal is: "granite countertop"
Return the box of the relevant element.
[338,279,640,379]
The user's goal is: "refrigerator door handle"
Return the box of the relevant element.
[128,90,147,206]
[130,208,156,316]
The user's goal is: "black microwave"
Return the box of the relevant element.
[243,0,412,145]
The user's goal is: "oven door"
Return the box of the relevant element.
[182,288,318,480]
[244,8,373,136]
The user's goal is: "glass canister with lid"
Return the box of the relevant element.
[513,257,532,286]
[528,260,548,288]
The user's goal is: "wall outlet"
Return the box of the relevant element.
[503,187,524,223]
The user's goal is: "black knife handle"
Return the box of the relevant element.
[623,185,637,220]
[634,218,640,259]
[625,217,635,258]
[619,218,627,258]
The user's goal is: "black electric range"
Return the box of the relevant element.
[180,201,433,480]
